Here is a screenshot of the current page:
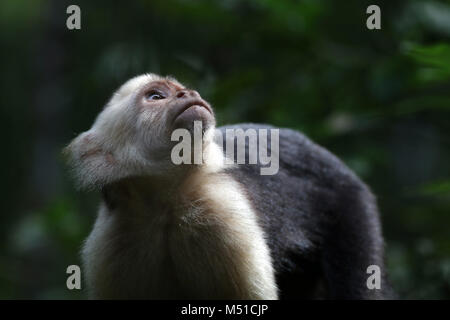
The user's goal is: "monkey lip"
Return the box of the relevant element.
[173,99,212,122]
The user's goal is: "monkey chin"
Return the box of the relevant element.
[173,105,215,133]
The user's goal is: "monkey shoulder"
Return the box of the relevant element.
[215,124,377,277]
[216,123,370,202]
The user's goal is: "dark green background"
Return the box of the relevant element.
[1,0,449,299]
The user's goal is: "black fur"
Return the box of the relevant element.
[216,124,392,299]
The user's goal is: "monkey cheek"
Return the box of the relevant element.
[173,105,215,132]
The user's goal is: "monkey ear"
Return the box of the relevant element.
[63,131,118,190]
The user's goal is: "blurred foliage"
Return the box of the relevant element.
[0,0,449,299]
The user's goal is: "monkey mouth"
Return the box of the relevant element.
[175,100,212,119]
[172,99,214,127]
[172,99,215,130]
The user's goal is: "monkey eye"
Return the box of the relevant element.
[145,90,166,101]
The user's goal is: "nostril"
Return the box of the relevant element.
[176,91,186,98]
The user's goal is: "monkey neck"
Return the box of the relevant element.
[101,141,227,214]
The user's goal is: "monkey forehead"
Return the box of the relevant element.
[113,74,185,100]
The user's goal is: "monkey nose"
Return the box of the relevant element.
[176,90,200,99]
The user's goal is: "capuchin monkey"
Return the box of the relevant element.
[65,73,392,299]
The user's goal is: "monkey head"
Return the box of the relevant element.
[64,74,216,189]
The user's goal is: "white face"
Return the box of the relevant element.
[65,74,216,188]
